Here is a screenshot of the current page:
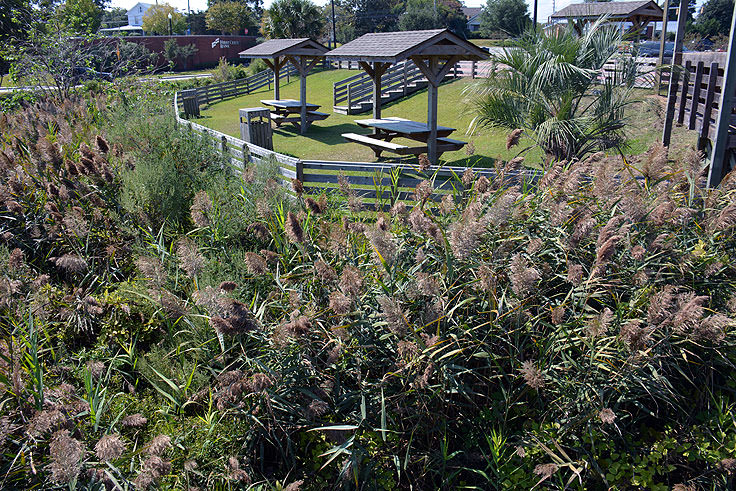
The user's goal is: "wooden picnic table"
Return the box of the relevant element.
[260,99,329,129]
[344,116,466,158]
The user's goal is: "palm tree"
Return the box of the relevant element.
[261,0,325,39]
[468,18,639,161]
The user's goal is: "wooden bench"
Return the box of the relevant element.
[342,133,467,158]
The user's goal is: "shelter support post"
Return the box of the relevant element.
[286,55,322,134]
[263,57,287,100]
[359,61,390,121]
[708,4,736,187]
[657,0,670,92]
[662,0,688,147]
[411,54,462,164]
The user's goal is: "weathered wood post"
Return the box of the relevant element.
[662,0,688,146]
[708,4,736,187]
[699,62,719,150]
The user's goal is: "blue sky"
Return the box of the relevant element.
[109,0,705,29]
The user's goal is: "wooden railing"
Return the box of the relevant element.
[173,91,540,209]
[671,59,736,149]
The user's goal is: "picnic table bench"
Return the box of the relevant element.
[260,99,329,129]
[343,117,466,158]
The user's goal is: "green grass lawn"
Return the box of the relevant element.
[196,69,698,167]
[196,69,538,167]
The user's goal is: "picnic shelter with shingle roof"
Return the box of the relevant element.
[550,1,663,37]
[325,29,488,163]
[239,38,329,134]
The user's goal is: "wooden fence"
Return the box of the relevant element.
[173,92,540,210]
[671,59,736,150]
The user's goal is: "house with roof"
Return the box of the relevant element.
[463,7,483,33]
[127,3,154,28]
[549,0,663,38]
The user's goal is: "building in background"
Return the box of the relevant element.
[463,7,483,33]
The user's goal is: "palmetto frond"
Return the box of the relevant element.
[469,18,637,161]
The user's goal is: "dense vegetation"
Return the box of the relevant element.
[2,81,736,490]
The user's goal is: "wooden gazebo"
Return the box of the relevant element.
[325,29,488,163]
[238,38,328,134]
[550,0,663,38]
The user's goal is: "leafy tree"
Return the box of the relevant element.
[0,0,33,83]
[399,0,467,36]
[692,0,734,37]
[469,19,635,160]
[261,0,324,39]
[480,0,531,38]
[163,38,199,70]
[142,3,186,35]
[352,0,402,35]
[57,0,102,34]
[101,7,127,28]
[206,1,255,34]
[209,0,264,18]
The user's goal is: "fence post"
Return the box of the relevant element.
[347,84,352,111]
[677,60,692,126]
[699,62,719,150]
[242,142,250,168]
[296,159,304,184]
[403,62,408,95]
[471,60,476,79]
[221,136,228,155]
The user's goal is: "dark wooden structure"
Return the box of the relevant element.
[325,29,488,164]
[238,38,329,134]
[550,1,663,38]
[239,107,273,150]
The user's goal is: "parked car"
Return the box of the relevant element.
[72,66,113,83]
[636,41,688,58]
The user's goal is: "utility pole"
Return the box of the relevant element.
[331,0,337,49]
[533,0,538,33]
[187,0,191,35]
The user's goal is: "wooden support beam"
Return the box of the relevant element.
[657,0,671,92]
[699,62,719,150]
[689,61,704,130]
[662,0,688,146]
[427,56,439,165]
[708,4,736,187]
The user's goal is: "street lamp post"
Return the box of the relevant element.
[168,12,173,36]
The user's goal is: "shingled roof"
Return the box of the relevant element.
[325,29,489,63]
[238,38,328,58]
[550,0,663,19]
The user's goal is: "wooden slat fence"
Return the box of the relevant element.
[173,92,541,210]
[671,60,736,149]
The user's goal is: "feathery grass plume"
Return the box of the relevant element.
[86,360,105,379]
[227,456,251,483]
[79,142,95,160]
[193,286,223,314]
[122,413,147,427]
[48,429,84,484]
[415,361,435,388]
[631,245,646,260]
[176,238,206,278]
[413,179,433,204]
[476,264,495,292]
[415,272,440,297]
[534,463,558,481]
[134,455,171,489]
[647,285,677,326]
[408,207,440,239]
[306,399,329,419]
[641,142,668,180]
[260,249,280,264]
[599,408,617,424]
[365,225,397,265]
[219,281,237,292]
[586,308,613,338]
[37,137,63,169]
[314,260,337,282]
[285,211,305,243]
[255,198,271,219]
[376,214,390,231]
[337,172,351,195]
[284,311,312,336]
[415,247,427,265]
[719,458,736,474]
[550,305,565,325]
[158,289,189,321]
[216,297,260,334]
[56,253,88,274]
[0,151,12,170]
[619,319,651,351]
[695,314,731,343]
[190,190,213,228]
[329,290,351,315]
[284,480,305,491]
[95,135,109,154]
[465,140,476,156]
[709,203,736,233]
[248,222,270,241]
[390,201,409,224]
[449,207,486,260]
[487,188,520,226]
[506,128,523,150]
[244,252,268,275]
[305,195,327,214]
[95,434,125,461]
[526,238,543,255]
[347,193,363,212]
[27,409,67,437]
[79,156,97,175]
[439,194,455,215]
[672,292,709,333]
[5,200,22,214]
[377,295,407,336]
[291,178,304,196]
[241,164,256,183]
[136,256,167,287]
[146,434,172,456]
[566,262,584,285]
[519,360,544,390]
[418,154,431,172]
[63,210,89,237]
[8,248,24,271]
[461,168,475,189]
[595,234,621,266]
[509,254,540,297]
